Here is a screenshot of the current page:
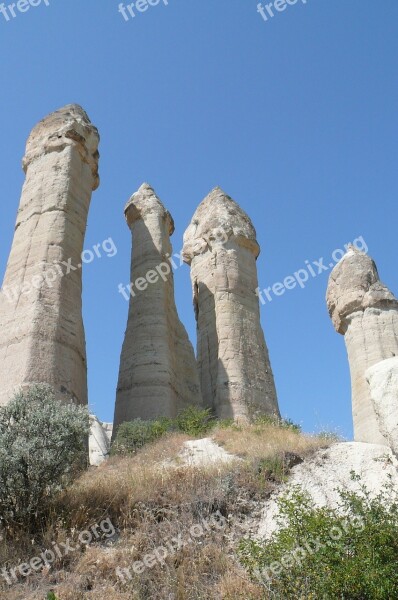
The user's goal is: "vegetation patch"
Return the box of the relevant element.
[240,479,398,599]
[0,384,89,534]
[112,407,214,455]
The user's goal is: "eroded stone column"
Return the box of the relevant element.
[366,358,398,454]
[326,247,398,444]
[0,104,99,406]
[183,187,279,421]
[113,184,202,431]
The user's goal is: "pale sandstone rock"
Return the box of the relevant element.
[89,415,112,466]
[102,422,113,444]
[183,187,279,421]
[113,184,202,433]
[366,357,398,454]
[0,105,99,406]
[258,442,398,538]
[327,247,398,444]
[163,437,239,468]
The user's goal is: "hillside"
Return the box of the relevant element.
[0,421,329,600]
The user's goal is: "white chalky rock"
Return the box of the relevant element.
[366,357,398,455]
[258,442,398,539]
[178,437,238,467]
[113,184,203,434]
[161,437,239,469]
[183,187,279,421]
[0,105,99,406]
[327,247,398,444]
[89,416,112,466]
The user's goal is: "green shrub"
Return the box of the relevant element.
[175,406,214,436]
[112,407,215,455]
[113,409,303,457]
[239,480,398,599]
[257,455,289,484]
[217,418,237,430]
[0,385,89,532]
[112,417,172,455]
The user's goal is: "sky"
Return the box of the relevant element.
[0,0,397,439]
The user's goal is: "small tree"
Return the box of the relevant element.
[0,384,90,532]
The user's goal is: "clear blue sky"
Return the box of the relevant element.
[0,0,397,438]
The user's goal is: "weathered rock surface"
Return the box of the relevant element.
[258,442,398,538]
[89,415,113,466]
[366,357,398,455]
[113,184,202,433]
[327,247,398,444]
[183,187,279,421]
[175,437,239,467]
[161,437,239,469]
[0,105,99,406]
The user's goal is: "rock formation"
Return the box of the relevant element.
[182,187,279,421]
[113,184,202,433]
[89,415,113,466]
[366,358,398,455]
[165,438,240,469]
[259,442,398,539]
[327,247,398,444]
[0,105,99,406]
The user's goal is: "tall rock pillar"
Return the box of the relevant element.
[0,105,99,406]
[326,247,398,444]
[183,187,279,421]
[113,184,202,432]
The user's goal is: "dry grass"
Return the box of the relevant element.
[213,421,328,461]
[0,422,332,599]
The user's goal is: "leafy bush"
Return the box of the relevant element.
[112,406,215,455]
[111,417,172,454]
[175,406,213,436]
[239,480,398,599]
[0,384,90,532]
